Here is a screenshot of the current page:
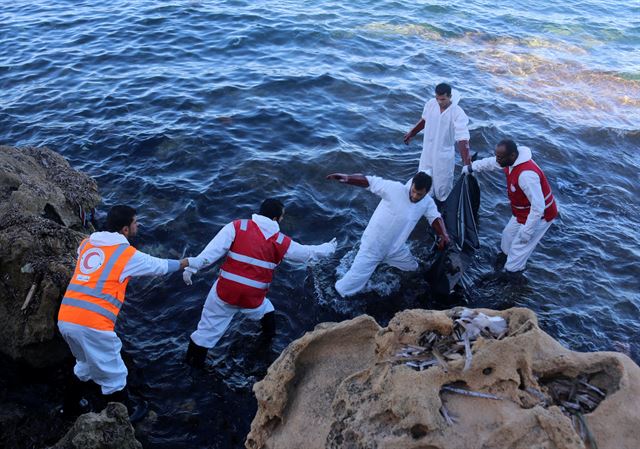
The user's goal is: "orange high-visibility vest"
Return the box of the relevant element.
[58,238,136,331]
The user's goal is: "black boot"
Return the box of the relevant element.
[103,387,148,424]
[185,338,208,368]
[61,375,91,419]
[494,252,508,271]
[260,311,276,341]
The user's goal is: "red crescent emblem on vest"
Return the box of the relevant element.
[79,248,105,275]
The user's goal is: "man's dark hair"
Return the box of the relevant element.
[259,198,285,220]
[105,205,136,232]
[435,83,452,96]
[412,172,432,192]
[498,139,518,157]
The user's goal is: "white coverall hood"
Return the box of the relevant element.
[89,231,129,247]
[511,145,533,169]
[251,213,280,240]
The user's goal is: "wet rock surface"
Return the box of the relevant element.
[51,403,142,449]
[246,307,640,449]
[0,145,100,367]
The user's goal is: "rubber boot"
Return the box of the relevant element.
[494,252,508,271]
[185,338,208,368]
[260,311,276,341]
[103,387,148,424]
[61,375,90,419]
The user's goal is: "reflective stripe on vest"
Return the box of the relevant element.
[239,219,248,231]
[227,250,278,269]
[511,192,555,210]
[61,297,118,322]
[219,269,271,289]
[276,233,285,244]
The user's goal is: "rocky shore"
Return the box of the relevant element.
[1,146,638,449]
[247,308,640,449]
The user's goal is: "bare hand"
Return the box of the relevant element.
[403,132,413,145]
[437,234,450,251]
[326,173,349,183]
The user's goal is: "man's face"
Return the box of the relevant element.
[410,184,428,203]
[435,93,452,109]
[495,145,514,168]
[123,216,138,238]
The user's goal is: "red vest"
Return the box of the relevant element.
[504,160,558,224]
[216,219,291,308]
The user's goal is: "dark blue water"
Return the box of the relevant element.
[1,1,639,447]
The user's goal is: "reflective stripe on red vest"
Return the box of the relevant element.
[504,160,558,224]
[216,219,291,308]
[58,239,136,331]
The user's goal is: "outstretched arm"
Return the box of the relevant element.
[326,173,369,188]
[120,252,189,281]
[284,238,337,263]
[463,156,501,175]
[182,222,235,285]
[404,118,426,145]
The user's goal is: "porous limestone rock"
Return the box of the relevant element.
[246,307,640,449]
[0,145,100,366]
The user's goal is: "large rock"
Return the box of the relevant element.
[0,146,100,366]
[51,403,142,449]
[246,308,640,449]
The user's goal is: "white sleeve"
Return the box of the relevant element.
[366,176,396,201]
[453,107,470,141]
[423,197,442,225]
[519,171,544,236]
[471,156,501,173]
[120,251,170,282]
[187,222,236,272]
[284,240,329,264]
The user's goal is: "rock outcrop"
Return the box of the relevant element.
[0,146,100,366]
[51,403,142,449]
[246,307,640,449]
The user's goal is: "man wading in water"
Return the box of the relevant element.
[404,83,471,206]
[326,171,450,297]
[463,139,558,274]
[183,198,337,368]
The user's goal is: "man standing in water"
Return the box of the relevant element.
[183,198,336,368]
[58,205,189,421]
[326,171,449,297]
[404,83,471,203]
[462,139,558,273]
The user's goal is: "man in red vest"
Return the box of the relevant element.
[58,205,189,420]
[183,198,337,368]
[463,139,558,273]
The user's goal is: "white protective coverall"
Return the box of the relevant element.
[335,176,441,297]
[58,232,181,394]
[470,146,554,272]
[419,89,470,201]
[187,214,335,348]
